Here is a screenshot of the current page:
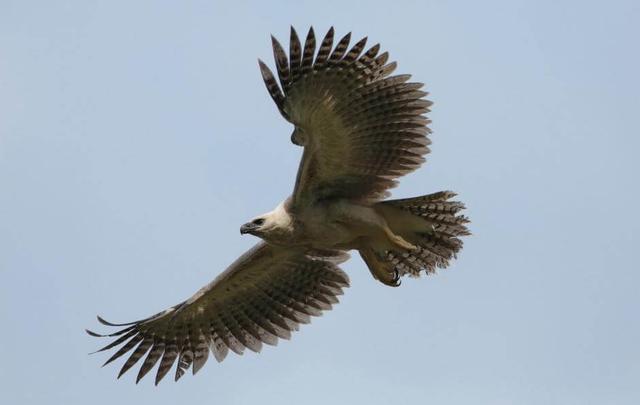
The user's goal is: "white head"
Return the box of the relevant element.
[239,200,293,243]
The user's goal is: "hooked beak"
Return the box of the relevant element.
[240,222,257,235]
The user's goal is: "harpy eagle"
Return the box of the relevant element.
[87,27,470,384]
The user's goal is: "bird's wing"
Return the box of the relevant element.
[259,27,432,207]
[87,242,349,385]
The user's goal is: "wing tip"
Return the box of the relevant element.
[97,315,136,327]
[85,328,101,337]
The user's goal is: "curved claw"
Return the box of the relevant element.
[390,270,401,287]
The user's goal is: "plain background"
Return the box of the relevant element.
[1,1,638,404]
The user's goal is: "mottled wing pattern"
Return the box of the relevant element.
[87,242,349,384]
[259,27,432,206]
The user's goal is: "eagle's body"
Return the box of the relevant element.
[253,199,382,249]
[257,198,426,269]
[88,27,470,385]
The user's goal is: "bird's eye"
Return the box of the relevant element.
[252,218,265,226]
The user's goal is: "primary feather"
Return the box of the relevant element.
[88,243,349,384]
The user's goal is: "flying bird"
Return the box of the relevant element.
[87,26,470,384]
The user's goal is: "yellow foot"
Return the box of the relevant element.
[383,227,417,251]
[393,235,417,251]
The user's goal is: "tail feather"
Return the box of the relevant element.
[368,191,470,281]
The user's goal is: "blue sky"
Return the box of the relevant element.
[1,1,638,404]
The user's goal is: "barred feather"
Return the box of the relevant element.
[174,349,193,381]
[329,32,351,63]
[118,337,153,378]
[301,27,316,73]
[314,27,334,66]
[357,44,380,72]
[258,60,285,116]
[343,37,367,64]
[378,191,470,278]
[271,36,290,89]
[136,341,164,383]
[259,27,432,204]
[192,334,210,375]
[209,331,228,363]
[102,335,143,367]
[289,27,302,82]
[87,243,349,384]
[155,340,178,385]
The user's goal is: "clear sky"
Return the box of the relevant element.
[1,1,639,404]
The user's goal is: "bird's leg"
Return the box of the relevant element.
[382,224,417,251]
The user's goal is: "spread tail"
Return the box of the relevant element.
[360,191,470,286]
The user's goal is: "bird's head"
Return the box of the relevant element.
[239,216,269,236]
[240,201,293,242]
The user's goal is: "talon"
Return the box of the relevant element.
[390,270,401,287]
[379,267,401,287]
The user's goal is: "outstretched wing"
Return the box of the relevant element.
[259,27,432,207]
[87,242,349,385]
